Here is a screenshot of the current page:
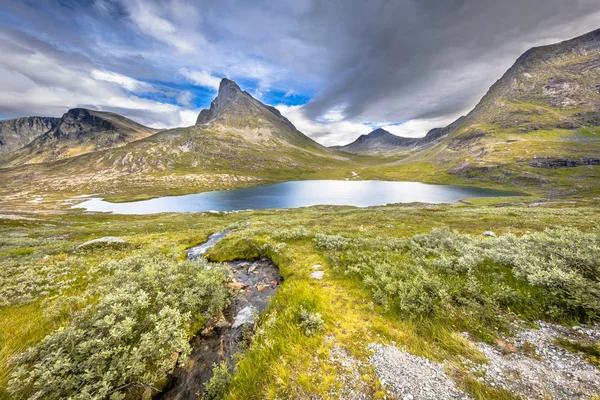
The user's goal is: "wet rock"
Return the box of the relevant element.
[228,281,248,291]
[75,236,126,250]
[310,271,324,280]
[232,306,256,329]
[248,264,257,273]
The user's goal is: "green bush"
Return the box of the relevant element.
[272,226,313,241]
[323,227,600,326]
[314,233,349,251]
[203,361,232,400]
[8,255,231,400]
[298,306,324,336]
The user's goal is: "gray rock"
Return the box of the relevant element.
[75,236,126,250]
[368,343,472,399]
[232,306,256,329]
[311,264,324,271]
[482,231,496,237]
[310,271,324,280]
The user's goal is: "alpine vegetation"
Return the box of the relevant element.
[8,255,231,400]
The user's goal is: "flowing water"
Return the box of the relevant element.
[157,232,282,399]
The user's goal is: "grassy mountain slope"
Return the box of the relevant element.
[0,108,158,167]
[0,117,60,156]
[0,80,352,202]
[372,29,600,197]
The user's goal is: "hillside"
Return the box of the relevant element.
[0,108,158,167]
[0,117,59,156]
[0,79,348,201]
[371,28,600,196]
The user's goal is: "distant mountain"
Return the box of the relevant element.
[331,128,418,154]
[0,117,60,156]
[1,108,157,167]
[332,118,466,154]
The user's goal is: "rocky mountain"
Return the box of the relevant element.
[0,79,345,198]
[0,108,157,167]
[196,78,324,149]
[332,118,466,154]
[398,28,600,192]
[331,128,419,154]
[0,116,60,156]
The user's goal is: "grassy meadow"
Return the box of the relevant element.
[1,201,599,399]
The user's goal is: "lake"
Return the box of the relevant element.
[72,180,519,215]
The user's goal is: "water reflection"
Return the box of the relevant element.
[73,180,518,215]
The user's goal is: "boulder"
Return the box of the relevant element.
[75,236,126,250]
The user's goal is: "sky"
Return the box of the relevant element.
[1,1,600,146]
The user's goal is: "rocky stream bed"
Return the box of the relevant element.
[157,232,282,399]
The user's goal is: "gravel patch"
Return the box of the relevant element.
[326,346,372,399]
[472,321,600,399]
[369,343,472,400]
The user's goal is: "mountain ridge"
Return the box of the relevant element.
[332,117,466,154]
[0,108,158,167]
[0,116,60,156]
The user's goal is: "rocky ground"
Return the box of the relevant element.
[368,321,600,400]
[369,344,472,400]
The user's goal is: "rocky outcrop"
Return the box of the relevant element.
[0,116,59,156]
[1,108,157,167]
[195,78,324,149]
[529,157,600,169]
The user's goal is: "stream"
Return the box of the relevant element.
[157,232,282,399]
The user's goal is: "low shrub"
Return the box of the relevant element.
[298,306,324,336]
[323,227,600,328]
[203,362,232,400]
[8,255,231,400]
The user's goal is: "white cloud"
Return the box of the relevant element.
[91,69,152,92]
[0,31,199,129]
[124,0,205,54]
[277,105,462,146]
[180,69,221,89]
[276,104,372,146]
[382,115,462,138]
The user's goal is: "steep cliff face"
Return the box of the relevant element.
[0,117,59,156]
[1,108,157,167]
[195,78,323,150]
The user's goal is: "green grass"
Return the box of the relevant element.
[1,203,599,398]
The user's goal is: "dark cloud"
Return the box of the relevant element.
[0,0,599,140]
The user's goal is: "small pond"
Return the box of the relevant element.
[73,180,519,215]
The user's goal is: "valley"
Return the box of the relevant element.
[0,24,600,400]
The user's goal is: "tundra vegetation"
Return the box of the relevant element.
[0,203,599,399]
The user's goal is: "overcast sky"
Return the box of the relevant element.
[1,1,600,145]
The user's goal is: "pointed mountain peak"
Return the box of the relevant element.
[366,128,392,138]
[196,78,245,125]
